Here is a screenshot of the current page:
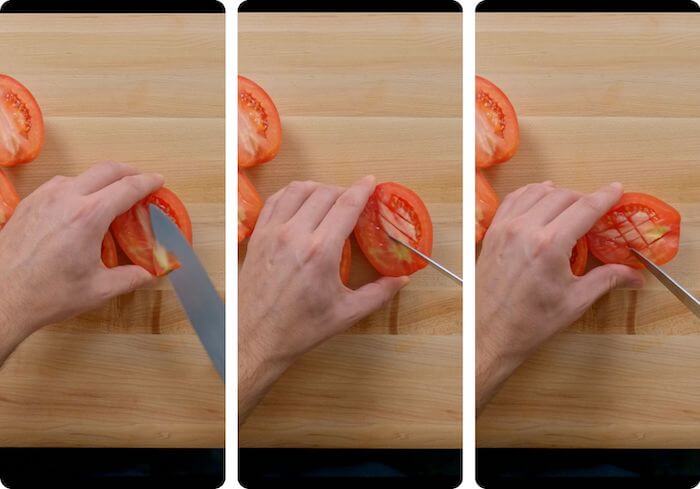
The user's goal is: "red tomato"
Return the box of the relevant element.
[476,76,519,169]
[570,237,588,276]
[238,76,282,168]
[238,169,262,243]
[340,238,351,285]
[586,193,681,269]
[354,182,433,277]
[0,74,45,167]
[476,171,499,243]
[101,231,118,268]
[0,169,19,230]
[111,187,193,277]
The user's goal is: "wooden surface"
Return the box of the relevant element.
[239,13,462,448]
[476,13,700,448]
[0,14,224,447]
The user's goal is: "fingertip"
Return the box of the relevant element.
[610,181,623,193]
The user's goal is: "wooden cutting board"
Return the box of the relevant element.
[476,13,700,448]
[238,13,463,448]
[0,14,224,447]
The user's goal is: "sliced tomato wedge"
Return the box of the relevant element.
[0,169,19,231]
[570,237,588,276]
[0,74,44,167]
[476,171,499,243]
[586,193,681,269]
[101,231,118,268]
[238,75,282,168]
[354,182,433,277]
[476,75,519,169]
[340,238,351,285]
[111,187,193,277]
[238,169,263,243]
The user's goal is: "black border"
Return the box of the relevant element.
[476,0,699,12]
[239,0,462,13]
[0,0,224,13]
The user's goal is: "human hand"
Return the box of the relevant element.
[0,162,164,361]
[476,181,645,414]
[238,176,409,422]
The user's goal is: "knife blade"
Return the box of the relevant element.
[387,234,462,285]
[149,204,225,381]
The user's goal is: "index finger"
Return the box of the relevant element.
[91,173,165,223]
[315,175,376,245]
[548,182,623,243]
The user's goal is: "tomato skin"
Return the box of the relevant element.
[238,75,282,168]
[476,171,499,243]
[570,237,588,276]
[476,76,519,169]
[101,231,118,268]
[111,187,192,277]
[0,169,19,230]
[238,169,262,243]
[0,74,45,167]
[354,182,433,277]
[340,238,351,285]
[586,193,681,269]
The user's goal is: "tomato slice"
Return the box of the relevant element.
[476,76,519,169]
[238,76,282,168]
[570,237,588,276]
[0,74,44,167]
[340,238,351,285]
[111,187,193,277]
[586,193,681,269]
[238,169,263,243]
[0,169,19,231]
[354,182,433,277]
[101,231,118,268]
[476,171,499,243]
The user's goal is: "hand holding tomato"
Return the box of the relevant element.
[476,181,646,414]
[0,161,163,364]
[238,176,409,422]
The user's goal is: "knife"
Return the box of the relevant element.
[628,248,700,319]
[387,234,463,285]
[149,204,225,381]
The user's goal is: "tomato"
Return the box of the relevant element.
[0,74,44,167]
[354,182,433,277]
[111,187,193,277]
[476,75,519,169]
[476,171,498,243]
[238,169,262,243]
[101,231,118,268]
[570,237,588,276]
[340,238,351,285]
[0,169,19,231]
[238,75,282,168]
[586,193,681,269]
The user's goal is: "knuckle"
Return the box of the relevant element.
[100,160,128,174]
[275,223,294,246]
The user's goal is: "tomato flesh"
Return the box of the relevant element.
[111,187,192,277]
[238,169,263,243]
[354,182,433,277]
[476,76,519,169]
[238,76,282,168]
[0,169,19,230]
[570,237,588,276]
[340,238,351,285]
[586,193,680,269]
[476,171,499,243]
[0,74,44,167]
[101,231,118,268]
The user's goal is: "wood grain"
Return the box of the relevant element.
[477,13,700,448]
[0,14,224,447]
[239,13,462,448]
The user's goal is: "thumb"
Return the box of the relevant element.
[573,263,645,309]
[343,275,410,322]
[100,265,156,298]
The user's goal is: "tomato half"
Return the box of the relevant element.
[238,76,282,168]
[570,237,588,276]
[476,76,519,169]
[476,171,499,243]
[0,169,19,231]
[111,187,193,277]
[101,231,118,268]
[238,169,262,243]
[340,238,351,285]
[586,193,681,269]
[354,182,433,277]
[0,74,44,167]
